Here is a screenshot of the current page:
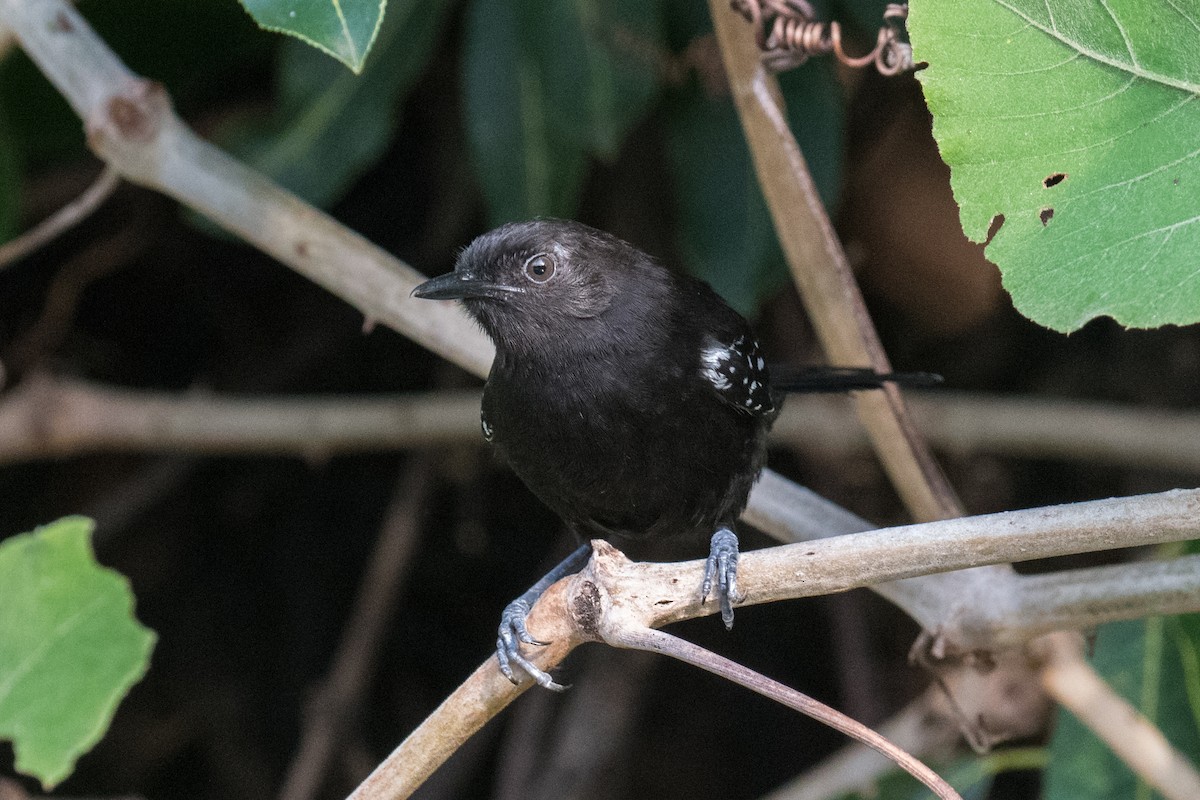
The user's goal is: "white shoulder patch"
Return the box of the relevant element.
[699,335,774,415]
[481,408,495,442]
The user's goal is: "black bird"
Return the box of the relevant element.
[414,219,935,689]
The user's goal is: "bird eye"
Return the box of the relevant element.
[523,253,556,284]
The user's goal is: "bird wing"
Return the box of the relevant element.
[698,333,775,416]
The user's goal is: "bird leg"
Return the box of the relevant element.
[497,541,593,691]
[702,527,745,629]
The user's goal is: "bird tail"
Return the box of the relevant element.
[770,367,942,393]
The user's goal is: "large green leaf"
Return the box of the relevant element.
[0,518,156,788]
[225,0,451,208]
[665,59,844,317]
[1044,616,1200,799]
[515,0,662,159]
[240,0,386,73]
[463,0,588,225]
[910,0,1200,332]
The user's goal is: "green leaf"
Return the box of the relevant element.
[910,0,1200,332]
[515,0,662,159]
[463,0,589,225]
[666,60,843,317]
[0,517,156,789]
[1045,617,1200,800]
[240,0,386,73]
[225,0,451,208]
[835,747,1046,800]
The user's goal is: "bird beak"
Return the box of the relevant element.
[412,271,522,301]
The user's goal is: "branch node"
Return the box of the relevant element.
[87,78,169,150]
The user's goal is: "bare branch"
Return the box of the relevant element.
[351,492,1200,799]
[709,0,961,523]
[0,373,480,465]
[0,376,1191,642]
[0,0,493,379]
[10,378,1200,473]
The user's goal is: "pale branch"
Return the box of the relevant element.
[971,554,1200,647]
[709,0,961,523]
[346,580,582,800]
[775,391,1200,473]
[588,491,1200,632]
[0,374,1192,640]
[0,0,493,380]
[351,492,1200,800]
[9,375,1200,473]
[0,164,120,269]
[0,373,481,464]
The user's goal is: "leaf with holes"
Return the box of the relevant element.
[0,518,156,788]
[240,0,385,73]
[910,0,1200,332]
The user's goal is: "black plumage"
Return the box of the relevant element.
[414,219,933,688]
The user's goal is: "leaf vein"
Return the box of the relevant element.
[0,596,106,706]
[331,0,360,65]
[990,0,1200,94]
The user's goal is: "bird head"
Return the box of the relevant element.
[414,220,663,355]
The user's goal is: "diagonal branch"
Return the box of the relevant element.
[349,493,1200,799]
[0,0,493,380]
[709,0,961,523]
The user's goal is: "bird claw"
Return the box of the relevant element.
[496,598,567,691]
[702,527,745,629]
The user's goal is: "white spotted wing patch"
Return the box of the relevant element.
[481,407,495,442]
[699,335,774,415]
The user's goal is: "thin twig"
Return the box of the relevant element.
[278,460,433,800]
[758,690,960,800]
[4,218,149,372]
[0,165,119,270]
[611,626,960,799]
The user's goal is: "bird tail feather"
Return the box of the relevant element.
[770,367,942,393]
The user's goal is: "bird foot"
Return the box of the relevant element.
[496,598,567,691]
[701,527,745,629]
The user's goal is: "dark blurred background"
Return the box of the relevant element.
[1,1,1197,799]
